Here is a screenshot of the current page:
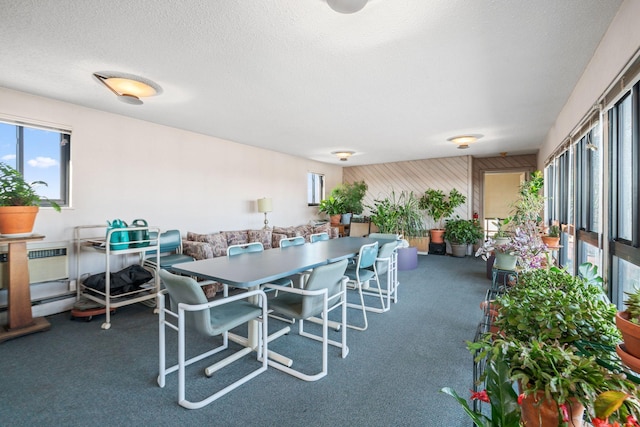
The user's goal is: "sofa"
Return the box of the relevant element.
[181,223,339,297]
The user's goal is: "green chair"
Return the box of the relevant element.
[344,242,382,331]
[310,232,329,243]
[142,229,194,271]
[265,259,349,381]
[157,269,268,409]
[280,236,305,247]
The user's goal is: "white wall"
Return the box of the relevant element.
[0,87,343,244]
[539,0,640,166]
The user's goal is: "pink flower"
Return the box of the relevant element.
[469,389,490,403]
[560,404,569,422]
[627,415,640,427]
[517,393,525,405]
[592,418,612,427]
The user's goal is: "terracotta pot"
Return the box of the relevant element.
[330,214,341,226]
[616,343,640,373]
[541,236,560,248]
[616,311,640,359]
[0,206,39,235]
[520,391,584,427]
[430,229,445,244]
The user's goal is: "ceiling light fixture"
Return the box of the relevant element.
[448,134,483,150]
[327,0,368,14]
[332,151,355,161]
[93,72,158,105]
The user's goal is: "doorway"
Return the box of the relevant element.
[482,171,525,238]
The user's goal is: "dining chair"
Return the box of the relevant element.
[157,269,268,409]
[363,241,399,307]
[264,259,349,381]
[344,242,382,331]
[310,232,329,243]
[280,236,306,247]
[142,229,195,271]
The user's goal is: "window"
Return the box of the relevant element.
[0,120,70,208]
[307,172,325,206]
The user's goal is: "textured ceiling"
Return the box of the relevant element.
[0,0,623,165]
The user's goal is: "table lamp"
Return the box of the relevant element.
[257,197,273,229]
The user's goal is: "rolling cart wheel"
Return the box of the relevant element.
[101,322,111,330]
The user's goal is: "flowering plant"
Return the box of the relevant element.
[475,227,548,271]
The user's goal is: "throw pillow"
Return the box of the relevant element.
[248,229,272,250]
[223,230,249,246]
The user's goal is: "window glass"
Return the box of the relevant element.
[615,256,640,310]
[579,241,602,274]
[590,123,601,232]
[307,172,324,206]
[618,96,633,240]
[0,121,70,207]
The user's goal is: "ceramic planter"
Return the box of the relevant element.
[616,311,640,359]
[494,251,517,270]
[519,392,584,427]
[450,243,467,257]
[0,206,39,236]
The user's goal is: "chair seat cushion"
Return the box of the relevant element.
[269,294,307,320]
[209,300,262,336]
[345,266,375,282]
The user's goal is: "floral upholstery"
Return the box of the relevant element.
[185,232,228,257]
[222,230,250,246]
[248,229,272,250]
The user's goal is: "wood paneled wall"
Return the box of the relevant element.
[343,153,538,228]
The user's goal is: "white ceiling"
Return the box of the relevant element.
[0,0,623,166]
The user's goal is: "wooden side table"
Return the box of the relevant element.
[0,234,50,342]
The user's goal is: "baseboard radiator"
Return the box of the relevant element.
[0,245,70,289]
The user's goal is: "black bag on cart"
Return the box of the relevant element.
[83,265,153,295]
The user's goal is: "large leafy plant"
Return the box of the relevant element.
[330,180,368,214]
[444,217,483,244]
[418,188,466,229]
[0,162,60,211]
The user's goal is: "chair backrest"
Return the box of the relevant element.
[310,232,329,243]
[280,236,305,248]
[146,229,182,256]
[357,242,379,270]
[369,232,401,241]
[301,259,348,318]
[159,269,212,335]
[375,241,398,275]
[227,242,264,256]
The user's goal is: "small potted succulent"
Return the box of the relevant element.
[0,162,60,235]
[541,224,561,248]
[616,286,640,363]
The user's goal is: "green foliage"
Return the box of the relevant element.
[495,266,620,347]
[330,180,368,214]
[444,217,483,244]
[624,285,640,323]
[0,162,61,211]
[418,188,466,229]
[318,196,344,215]
[547,224,560,237]
[367,190,425,236]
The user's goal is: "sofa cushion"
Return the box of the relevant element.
[273,226,297,238]
[183,240,215,260]
[186,232,228,257]
[223,230,249,246]
[248,229,272,250]
[272,232,287,248]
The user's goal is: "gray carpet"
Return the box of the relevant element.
[0,255,489,426]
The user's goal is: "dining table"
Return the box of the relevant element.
[171,236,395,366]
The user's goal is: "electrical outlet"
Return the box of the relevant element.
[69,279,76,292]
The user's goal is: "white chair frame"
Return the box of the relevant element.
[265,276,349,381]
[157,289,269,409]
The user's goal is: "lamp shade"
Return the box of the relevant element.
[257,198,273,213]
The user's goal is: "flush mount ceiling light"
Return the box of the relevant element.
[93,72,159,105]
[331,150,355,161]
[327,0,368,14]
[447,134,483,150]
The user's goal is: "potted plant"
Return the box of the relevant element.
[418,188,466,244]
[541,224,561,248]
[318,196,344,225]
[615,286,640,361]
[330,180,367,224]
[469,265,640,426]
[0,162,60,235]
[368,195,401,234]
[444,217,483,257]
